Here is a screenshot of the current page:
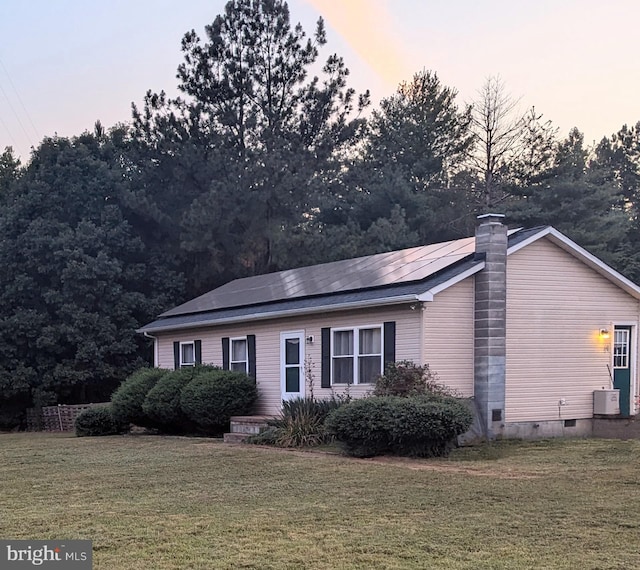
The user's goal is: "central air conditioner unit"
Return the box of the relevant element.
[593,389,620,415]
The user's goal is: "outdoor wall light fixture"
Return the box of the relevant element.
[599,328,610,340]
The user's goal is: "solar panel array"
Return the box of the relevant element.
[161,236,477,317]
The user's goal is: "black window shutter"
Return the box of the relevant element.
[173,341,180,370]
[222,337,230,370]
[194,340,202,364]
[321,327,331,388]
[247,335,256,379]
[383,321,396,369]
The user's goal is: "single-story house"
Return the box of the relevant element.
[138,214,640,439]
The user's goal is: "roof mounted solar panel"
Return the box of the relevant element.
[160,237,477,317]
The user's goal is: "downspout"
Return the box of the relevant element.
[418,302,426,366]
[143,332,158,368]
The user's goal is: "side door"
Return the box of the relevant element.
[613,325,633,417]
[280,331,305,402]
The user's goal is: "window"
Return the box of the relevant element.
[331,326,382,384]
[230,338,248,373]
[359,327,382,383]
[174,340,201,369]
[222,335,256,378]
[333,330,354,383]
[614,329,630,368]
[180,342,195,367]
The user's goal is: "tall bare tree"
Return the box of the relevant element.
[470,76,529,208]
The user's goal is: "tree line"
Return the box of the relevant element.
[0,0,638,427]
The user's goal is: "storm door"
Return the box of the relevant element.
[281,331,305,402]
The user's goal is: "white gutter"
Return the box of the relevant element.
[138,293,424,334]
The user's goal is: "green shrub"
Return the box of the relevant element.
[75,405,128,437]
[180,369,258,433]
[259,397,344,447]
[142,368,199,433]
[374,360,453,397]
[325,395,473,458]
[110,367,168,428]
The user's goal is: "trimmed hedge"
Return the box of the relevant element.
[110,367,168,428]
[325,395,473,458]
[75,406,128,437]
[180,369,257,433]
[142,368,198,433]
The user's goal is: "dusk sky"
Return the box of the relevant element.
[1,0,639,161]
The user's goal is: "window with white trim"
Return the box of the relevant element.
[614,329,630,368]
[331,326,382,384]
[180,341,196,367]
[230,337,248,373]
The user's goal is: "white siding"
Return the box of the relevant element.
[506,238,640,422]
[422,278,475,396]
[156,305,421,415]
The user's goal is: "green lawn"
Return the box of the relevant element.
[1,433,639,569]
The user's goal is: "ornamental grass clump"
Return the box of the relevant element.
[254,397,344,447]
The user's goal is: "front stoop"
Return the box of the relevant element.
[223,415,273,443]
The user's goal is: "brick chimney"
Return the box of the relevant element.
[474,214,507,439]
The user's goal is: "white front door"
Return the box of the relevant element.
[281,331,305,402]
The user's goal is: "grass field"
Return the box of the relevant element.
[1,433,639,569]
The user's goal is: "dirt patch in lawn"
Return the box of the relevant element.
[359,455,541,479]
[220,441,541,479]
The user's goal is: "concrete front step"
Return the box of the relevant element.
[224,415,274,443]
[223,432,253,443]
[229,415,273,434]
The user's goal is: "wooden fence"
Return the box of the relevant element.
[26,403,109,432]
